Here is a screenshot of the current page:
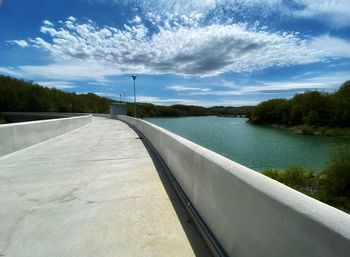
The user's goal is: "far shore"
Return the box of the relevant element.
[268,124,350,137]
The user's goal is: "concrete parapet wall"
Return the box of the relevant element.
[0,115,92,157]
[118,115,350,257]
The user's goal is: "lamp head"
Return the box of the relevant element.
[131,75,137,80]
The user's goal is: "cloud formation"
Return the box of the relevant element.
[129,95,260,107]
[167,85,211,92]
[8,0,350,82]
[14,16,336,79]
[310,35,350,58]
[8,39,29,48]
[96,0,350,27]
[184,82,330,96]
[294,0,350,27]
[35,80,77,89]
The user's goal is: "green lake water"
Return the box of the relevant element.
[146,116,350,172]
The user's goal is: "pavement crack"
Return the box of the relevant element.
[49,187,79,203]
[0,207,38,256]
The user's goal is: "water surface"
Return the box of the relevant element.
[146,116,350,171]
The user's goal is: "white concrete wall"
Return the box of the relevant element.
[0,115,92,157]
[118,115,350,257]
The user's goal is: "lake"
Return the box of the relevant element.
[146,116,350,172]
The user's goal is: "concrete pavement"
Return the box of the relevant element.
[0,117,211,257]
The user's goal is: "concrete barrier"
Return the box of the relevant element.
[1,112,89,123]
[117,115,350,257]
[0,114,92,157]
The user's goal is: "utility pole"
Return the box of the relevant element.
[132,75,137,117]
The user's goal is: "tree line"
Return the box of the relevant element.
[129,103,254,118]
[0,75,253,118]
[0,75,113,113]
[249,81,350,127]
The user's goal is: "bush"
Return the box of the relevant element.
[262,146,350,212]
[301,125,314,135]
[319,145,350,211]
[280,166,308,187]
[263,166,316,187]
[262,166,319,197]
[262,168,280,180]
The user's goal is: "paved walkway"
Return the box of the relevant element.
[0,117,211,257]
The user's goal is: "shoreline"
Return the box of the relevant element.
[252,122,350,137]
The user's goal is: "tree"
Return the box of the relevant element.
[249,81,350,128]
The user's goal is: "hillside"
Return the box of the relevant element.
[0,75,113,113]
[0,75,254,118]
[249,80,350,128]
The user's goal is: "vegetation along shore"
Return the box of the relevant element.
[248,80,350,137]
[262,145,350,213]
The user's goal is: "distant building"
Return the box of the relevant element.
[110,103,127,118]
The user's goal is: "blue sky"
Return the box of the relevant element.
[1,0,349,106]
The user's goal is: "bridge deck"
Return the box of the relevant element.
[0,117,211,257]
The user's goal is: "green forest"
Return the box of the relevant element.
[249,80,350,128]
[0,75,253,120]
[0,75,113,114]
[129,103,253,118]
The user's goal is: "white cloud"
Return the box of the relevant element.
[19,60,120,81]
[127,95,196,105]
[12,17,331,80]
[95,0,350,27]
[292,71,350,87]
[124,94,258,106]
[43,20,54,27]
[220,82,333,95]
[67,16,76,22]
[0,67,24,77]
[294,0,350,27]
[167,85,211,92]
[36,80,77,89]
[177,76,346,97]
[8,39,29,48]
[138,96,260,106]
[198,99,260,107]
[310,35,350,58]
[8,3,350,83]
[130,15,142,24]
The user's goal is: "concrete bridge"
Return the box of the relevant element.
[0,114,349,257]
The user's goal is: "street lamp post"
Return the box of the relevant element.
[132,75,137,117]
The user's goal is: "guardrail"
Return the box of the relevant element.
[0,114,92,157]
[117,115,350,257]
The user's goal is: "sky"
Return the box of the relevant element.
[0,0,350,106]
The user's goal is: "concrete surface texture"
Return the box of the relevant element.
[0,117,211,257]
[0,114,92,157]
[118,115,350,257]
